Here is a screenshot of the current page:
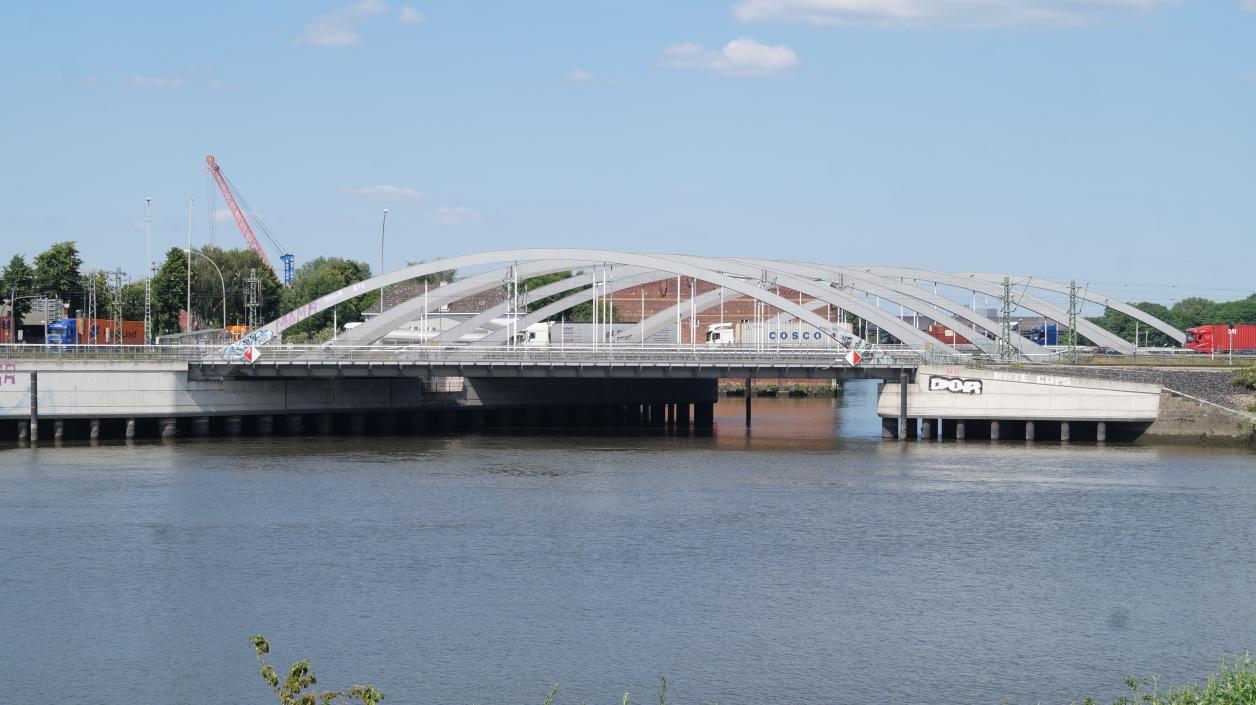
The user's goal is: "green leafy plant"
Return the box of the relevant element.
[1233,367,1256,392]
[251,634,382,705]
[1072,655,1256,705]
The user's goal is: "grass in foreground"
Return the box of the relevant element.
[1072,656,1256,705]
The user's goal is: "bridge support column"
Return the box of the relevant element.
[192,416,210,438]
[159,418,178,440]
[409,410,427,433]
[956,420,966,441]
[285,414,303,436]
[256,414,274,436]
[1096,421,1107,442]
[224,415,243,436]
[125,418,137,440]
[17,420,29,442]
[650,403,665,428]
[89,419,101,442]
[1060,421,1070,442]
[694,403,714,433]
[990,420,1001,441]
[378,413,396,435]
[882,417,899,439]
[29,372,38,444]
[1025,421,1035,441]
[53,419,65,442]
[316,413,334,435]
[676,402,690,430]
[349,413,367,435]
[898,368,909,442]
[745,376,752,428]
[921,419,933,440]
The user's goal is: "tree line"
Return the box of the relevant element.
[1087,294,1256,347]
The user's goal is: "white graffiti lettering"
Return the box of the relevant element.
[929,376,983,395]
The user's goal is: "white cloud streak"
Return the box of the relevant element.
[656,37,799,77]
[399,6,423,23]
[344,185,428,201]
[296,0,389,47]
[732,0,1177,28]
[125,76,184,89]
[430,206,483,225]
[563,68,613,84]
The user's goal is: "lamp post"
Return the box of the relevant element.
[185,248,227,331]
[379,209,388,315]
[186,197,194,332]
[1229,326,1236,366]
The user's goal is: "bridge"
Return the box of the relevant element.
[1,249,1184,443]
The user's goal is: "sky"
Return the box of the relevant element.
[2,0,1253,305]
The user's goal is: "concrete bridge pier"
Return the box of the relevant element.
[921,419,933,440]
[349,413,367,435]
[956,420,966,440]
[89,419,101,443]
[316,413,335,435]
[192,416,211,437]
[285,414,304,436]
[650,403,665,428]
[676,402,691,432]
[159,418,178,439]
[17,420,29,442]
[224,416,243,436]
[990,420,1001,441]
[52,419,65,443]
[1025,421,1035,441]
[1060,421,1071,442]
[1097,421,1107,442]
[744,377,752,428]
[125,418,137,440]
[256,414,274,436]
[694,402,714,434]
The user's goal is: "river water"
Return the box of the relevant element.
[1,381,1254,705]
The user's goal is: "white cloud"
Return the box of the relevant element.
[214,207,235,222]
[430,206,482,225]
[732,0,1177,28]
[345,185,428,201]
[399,5,423,23]
[563,68,613,84]
[295,0,389,47]
[656,37,799,77]
[125,76,184,89]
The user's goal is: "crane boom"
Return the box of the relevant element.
[206,154,273,269]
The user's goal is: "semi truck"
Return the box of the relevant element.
[1027,323,1059,346]
[705,321,850,347]
[46,318,145,345]
[1185,324,1256,354]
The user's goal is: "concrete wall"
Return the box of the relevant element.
[1144,389,1255,443]
[876,365,1162,422]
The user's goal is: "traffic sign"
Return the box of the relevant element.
[242,345,261,364]
[845,350,862,366]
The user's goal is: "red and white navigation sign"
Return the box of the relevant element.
[242,345,261,364]
[845,349,862,367]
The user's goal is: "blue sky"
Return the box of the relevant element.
[2,0,1253,304]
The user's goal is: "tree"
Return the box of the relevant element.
[33,241,83,310]
[1,254,36,322]
[152,247,189,335]
[250,635,382,705]
[1170,297,1215,329]
[280,256,374,340]
[1087,302,1176,347]
[182,246,282,328]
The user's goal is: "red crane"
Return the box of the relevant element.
[206,154,294,286]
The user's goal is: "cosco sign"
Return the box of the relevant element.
[929,376,983,395]
[767,331,822,342]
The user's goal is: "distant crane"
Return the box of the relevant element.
[206,155,295,286]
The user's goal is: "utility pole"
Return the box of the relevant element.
[110,269,125,345]
[144,198,152,345]
[1067,279,1078,360]
[245,268,260,330]
[186,197,194,332]
[999,275,1014,363]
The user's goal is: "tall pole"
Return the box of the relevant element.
[379,209,388,315]
[187,249,226,330]
[144,197,152,345]
[186,197,194,332]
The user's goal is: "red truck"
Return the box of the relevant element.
[1185,325,1256,354]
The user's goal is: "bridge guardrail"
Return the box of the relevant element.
[0,343,971,368]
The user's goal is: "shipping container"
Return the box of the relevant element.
[1185,324,1256,354]
[1027,323,1058,346]
[706,321,848,347]
[46,319,145,345]
[927,323,972,346]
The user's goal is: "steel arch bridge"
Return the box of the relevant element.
[251,249,1183,359]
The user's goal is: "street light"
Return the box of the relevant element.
[185,248,227,332]
[379,209,389,315]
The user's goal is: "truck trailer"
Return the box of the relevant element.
[1185,324,1256,354]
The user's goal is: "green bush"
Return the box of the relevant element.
[1234,367,1256,391]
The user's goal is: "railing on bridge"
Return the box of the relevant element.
[0,343,971,368]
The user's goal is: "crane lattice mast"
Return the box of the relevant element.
[206,154,295,286]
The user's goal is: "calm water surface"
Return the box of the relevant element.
[2,381,1254,705]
